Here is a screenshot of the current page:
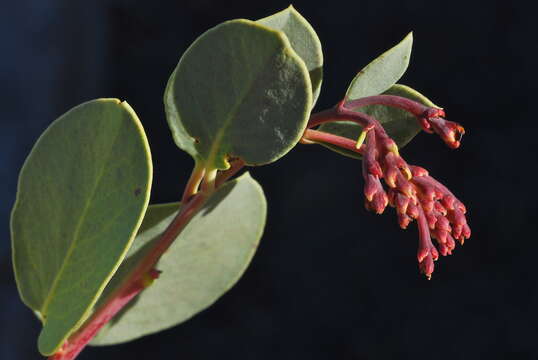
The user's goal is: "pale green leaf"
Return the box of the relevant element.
[346,33,413,100]
[164,19,312,169]
[10,99,152,355]
[91,173,266,345]
[257,5,323,106]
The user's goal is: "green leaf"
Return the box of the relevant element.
[10,99,152,355]
[318,84,438,159]
[91,173,266,345]
[257,5,323,106]
[346,33,413,100]
[164,19,312,169]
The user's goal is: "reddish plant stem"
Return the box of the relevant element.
[215,159,245,188]
[307,95,444,142]
[49,191,209,360]
[302,129,365,154]
[306,101,393,143]
[307,103,377,130]
[136,193,207,271]
[49,269,160,360]
[344,95,444,118]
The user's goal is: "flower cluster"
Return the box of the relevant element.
[360,109,470,279]
[302,96,470,278]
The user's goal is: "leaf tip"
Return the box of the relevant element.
[403,31,414,48]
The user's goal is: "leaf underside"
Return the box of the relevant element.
[10,99,152,355]
[91,173,266,345]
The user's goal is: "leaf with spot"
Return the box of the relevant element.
[318,84,438,159]
[10,99,152,355]
[91,173,266,345]
[164,19,312,169]
[257,5,323,106]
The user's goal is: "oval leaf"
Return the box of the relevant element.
[164,19,312,169]
[10,99,153,355]
[318,84,437,159]
[91,173,266,345]
[257,5,323,106]
[346,33,413,100]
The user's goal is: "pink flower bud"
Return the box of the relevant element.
[364,174,381,201]
[347,98,470,278]
[370,191,388,214]
[434,202,447,216]
[406,202,420,219]
[424,117,465,149]
[435,216,451,232]
[398,213,412,229]
[410,166,429,177]
[395,193,410,214]
[432,228,449,244]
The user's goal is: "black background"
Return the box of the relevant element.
[1,1,536,359]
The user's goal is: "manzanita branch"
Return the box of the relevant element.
[49,155,252,360]
[49,269,161,360]
[49,171,214,360]
[10,8,476,359]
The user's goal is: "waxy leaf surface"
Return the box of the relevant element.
[91,173,266,345]
[319,84,437,159]
[11,99,152,355]
[346,33,413,100]
[165,19,312,169]
[257,6,323,106]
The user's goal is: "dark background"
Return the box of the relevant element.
[1,1,536,359]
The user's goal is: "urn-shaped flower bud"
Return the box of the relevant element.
[302,94,470,278]
[355,100,470,279]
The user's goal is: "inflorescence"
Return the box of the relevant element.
[302,95,470,279]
